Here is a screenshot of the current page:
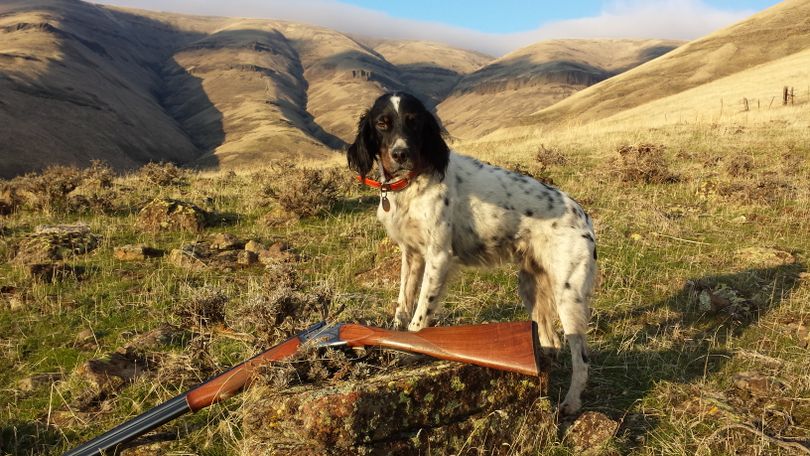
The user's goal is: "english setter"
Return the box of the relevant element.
[347,92,597,414]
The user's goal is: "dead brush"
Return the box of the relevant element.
[174,285,229,328]
[611,143,680,184]
[0,182,23,215]
[68,160,121,214]
[136,162,187,187]
[535,144,569,169]
[13,165,84,213]
[261,165,348,219]
[225,264,333,346]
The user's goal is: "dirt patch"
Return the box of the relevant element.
[733,247,795,268]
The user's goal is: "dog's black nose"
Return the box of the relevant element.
[391,147,409,164]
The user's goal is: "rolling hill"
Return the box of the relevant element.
[509,0,810,132]
[436,39,681,140]
[0,0,679,177]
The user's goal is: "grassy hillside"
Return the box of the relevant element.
[1,112,809,454]
[514,0,810,131]
[437,39,681,140]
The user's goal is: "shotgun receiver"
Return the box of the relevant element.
[64,321,541,456]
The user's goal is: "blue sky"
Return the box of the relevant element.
[339,0,780,33]
[92,0,782,55]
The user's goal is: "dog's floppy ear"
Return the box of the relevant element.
[422,111,450,178]
[347,110,378,178]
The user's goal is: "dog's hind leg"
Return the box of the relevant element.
[520,262,562,354]
[555,257,596,415]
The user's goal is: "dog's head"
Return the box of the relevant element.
[347,92,449,179]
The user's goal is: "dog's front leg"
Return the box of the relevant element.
[394,249,424,329]
[408,248,451,331]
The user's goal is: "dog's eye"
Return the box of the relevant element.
[376,119,388,130]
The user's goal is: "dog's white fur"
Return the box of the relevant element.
[378,151,596,414]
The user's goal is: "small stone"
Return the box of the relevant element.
[114,244,162,261]
[168,248,207,270]
[563,411,619,454]
[76,328,95,343]
[732,371,783,398]
[237,250,258,265]
[258,242,295,265]
[731,215,747,224]
[244,240,266,254]
[215,250,239,263]
[17,373,62,392]
[209,233,243,251]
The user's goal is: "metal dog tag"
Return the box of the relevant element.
[381,195,391,212]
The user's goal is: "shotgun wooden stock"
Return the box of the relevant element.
[64,321,541,456]
[339,321,541,376]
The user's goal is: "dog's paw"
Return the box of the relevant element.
[407,319,428,332]
[559,398,581,416]
[393,313,409,330]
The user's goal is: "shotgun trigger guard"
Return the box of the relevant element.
[299,323,346,347]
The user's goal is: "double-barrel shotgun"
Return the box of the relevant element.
[64,320,541,456]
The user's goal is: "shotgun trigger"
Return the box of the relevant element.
[299,323,346,347]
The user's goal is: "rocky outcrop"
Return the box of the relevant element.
[242,362,550,454]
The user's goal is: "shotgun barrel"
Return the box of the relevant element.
[62,321,326,456]
[63,321,540,455]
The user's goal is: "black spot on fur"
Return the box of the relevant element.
[564,282,571,289]
[581,348,590,364]
[552,221,558,229]
[428,295,436,303]
[582,233,594,242]
[418,315,423,322]
[525,210,534,217]
[593,248,598,260]
[506,192,512,198]
[426,308,433,316]
[444,197,449,206]
[456,175,463,184]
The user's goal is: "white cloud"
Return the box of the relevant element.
[91,0,761,56]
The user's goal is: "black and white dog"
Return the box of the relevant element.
[347,92,597,414]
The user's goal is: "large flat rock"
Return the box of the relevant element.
[242,361,552,454]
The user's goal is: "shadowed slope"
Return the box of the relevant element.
[0,0,207,177]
